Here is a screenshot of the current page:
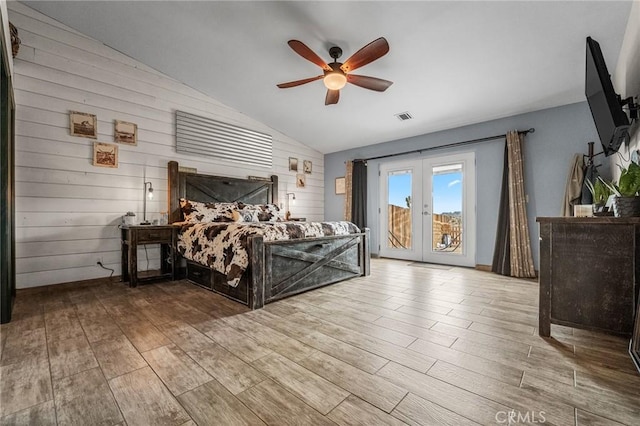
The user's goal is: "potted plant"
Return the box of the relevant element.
[585,177,613,213]
[602,161,640,217]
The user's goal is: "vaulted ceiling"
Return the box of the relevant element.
[24,1,632,153]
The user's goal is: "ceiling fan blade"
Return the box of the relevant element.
[288,40,332,71]
[277,75,324,89]
[347,74,393,92]
[340,37,390,73]
[325,89,340,105]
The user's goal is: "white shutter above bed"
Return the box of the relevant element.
[176,110,273,168]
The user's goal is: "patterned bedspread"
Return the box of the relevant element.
[177,221,360,287]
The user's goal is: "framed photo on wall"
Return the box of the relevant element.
[114,120,137,145]
[289,157,298,172]
[335,177,346,194]
[70,111,97,139]
[296,173,306,188]
[93,142,118,168]
[303,160,312,174]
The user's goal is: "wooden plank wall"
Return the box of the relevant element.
[9,3,325,289]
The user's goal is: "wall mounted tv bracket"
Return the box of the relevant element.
[620,95,639,121]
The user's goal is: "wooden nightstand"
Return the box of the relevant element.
[120,225,177,287]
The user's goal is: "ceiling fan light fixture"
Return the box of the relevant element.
[278,38,391,104]
[323,72,347,90]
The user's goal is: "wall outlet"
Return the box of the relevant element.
[96,257,103,265]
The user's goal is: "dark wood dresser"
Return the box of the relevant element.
[537,217,640,337]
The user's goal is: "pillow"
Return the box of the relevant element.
[180,199,238,222]
[236,202,285,222]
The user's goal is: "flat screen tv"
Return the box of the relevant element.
[585,36,630,156]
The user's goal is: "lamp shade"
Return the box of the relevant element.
[324,72,347,90]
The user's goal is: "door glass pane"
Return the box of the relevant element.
[387,170,412,250]
[431,163,463,254]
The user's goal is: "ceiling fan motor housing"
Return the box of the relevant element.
[325,62,344,75]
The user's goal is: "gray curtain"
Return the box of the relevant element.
[492,143,511,276]
[351,160,367,229]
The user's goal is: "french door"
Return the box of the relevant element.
[379,152,476,267]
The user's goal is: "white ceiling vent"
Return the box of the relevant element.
[395,111,413,121]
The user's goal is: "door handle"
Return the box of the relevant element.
[423,211,431,216]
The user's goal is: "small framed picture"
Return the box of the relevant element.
[114,120,137,145]
[335,177,346,194]
[70,111,97,139]
[93,142,118,168]
[303,160,312,174]
[296,173,306,188]
[289,157,298,172]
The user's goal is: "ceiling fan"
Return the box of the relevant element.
[277,37,393,105]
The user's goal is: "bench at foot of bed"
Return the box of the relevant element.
[183,229,370,309]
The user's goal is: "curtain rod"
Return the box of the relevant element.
[355,128,535,163]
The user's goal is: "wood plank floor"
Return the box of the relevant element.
[1,258,639,425]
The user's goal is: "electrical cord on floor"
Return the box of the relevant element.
[96,261,115,278]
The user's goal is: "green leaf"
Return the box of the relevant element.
[593,179,612,203]
[618,162,640,197]
[599,177,620,197]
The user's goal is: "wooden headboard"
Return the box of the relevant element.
[168,161,278,223]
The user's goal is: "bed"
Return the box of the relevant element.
[168,161,370,309]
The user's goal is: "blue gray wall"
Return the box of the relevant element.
[324,101,608,268]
